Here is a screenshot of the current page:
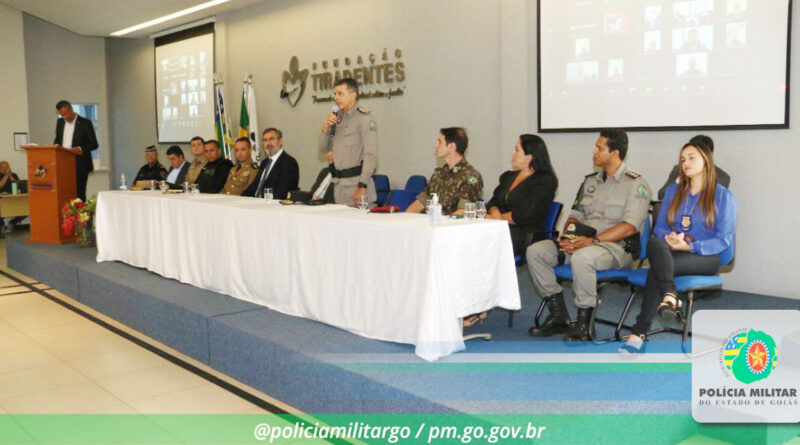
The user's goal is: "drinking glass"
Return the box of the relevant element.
[476,201,487,219]
[465,202,477,220]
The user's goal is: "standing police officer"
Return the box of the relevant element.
[318,78,378,206]
[526,129,651,341]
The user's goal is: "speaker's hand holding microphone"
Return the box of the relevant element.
[323,105,340,135]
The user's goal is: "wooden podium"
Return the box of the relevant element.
[21,145,79,244]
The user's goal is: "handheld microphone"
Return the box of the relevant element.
[329,105,339,137]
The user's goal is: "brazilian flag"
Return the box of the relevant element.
[730,329,778,384]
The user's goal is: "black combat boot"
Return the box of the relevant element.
[528,292,570,337]
[564,307,594,342]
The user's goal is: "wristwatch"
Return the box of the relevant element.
[592,236,600,245]
[357,182,368,189]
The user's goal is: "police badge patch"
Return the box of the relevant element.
[637,185,649,199]
[467,175,478,185]
[681,215,692,231]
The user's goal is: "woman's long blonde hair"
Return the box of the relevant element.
[667,142,718,229]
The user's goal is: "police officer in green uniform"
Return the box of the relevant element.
[526,129,651,341]
[318,78,378,207]
[132,145,168,186]
[221,137,259,196]
[406,127,483,215]
[196,139,234,194]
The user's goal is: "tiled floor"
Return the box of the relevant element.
[0,230,289,414]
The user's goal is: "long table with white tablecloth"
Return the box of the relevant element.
[95,191,521,361]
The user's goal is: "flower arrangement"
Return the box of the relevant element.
[61,196,97,247]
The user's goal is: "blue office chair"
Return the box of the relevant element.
[385,189,418,211]
[621,237,735,347]
[513,201,564,265]
[508,201,563,327]
[372,174,391,206]
[533,216,651,341]
[404,175,427,194]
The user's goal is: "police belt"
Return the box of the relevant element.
[329,164,362,179]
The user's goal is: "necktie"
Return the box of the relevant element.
[255,157,273,197]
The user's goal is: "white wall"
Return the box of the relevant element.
[23,13,111,196]
[0,3,30,178]
[106,37,159,186]
[100,0,798,300]
[217,0,505,191]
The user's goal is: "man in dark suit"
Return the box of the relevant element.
[165,145,190,187]
[54,100,99,201]
[243,128,299,199]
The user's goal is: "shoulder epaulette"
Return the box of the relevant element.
[357,106,370,114]
[625,170,641,179]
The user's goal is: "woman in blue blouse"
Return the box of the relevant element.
[621,141,737,353]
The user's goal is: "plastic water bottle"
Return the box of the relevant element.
[119,173,128,190]
[429,193,442,225]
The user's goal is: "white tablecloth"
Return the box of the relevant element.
[95,191,521,361]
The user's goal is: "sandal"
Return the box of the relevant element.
[618,333,647,355]
[463,311,489,327]
[657,293,682,322]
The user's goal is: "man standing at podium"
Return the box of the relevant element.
[54,100,98,201]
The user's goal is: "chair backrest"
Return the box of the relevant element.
[372,174,391,206]
[404,175,427,193]
[372,174,390,191]
[720,237,735,266]
[386,189,418,211]
[540,201,563,239]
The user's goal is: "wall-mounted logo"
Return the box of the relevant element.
[34,165,47,178]
[280,48,406,106]
[721,329,778,384]
[280,56,309,107]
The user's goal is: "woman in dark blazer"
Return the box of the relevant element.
[486,134,558,256]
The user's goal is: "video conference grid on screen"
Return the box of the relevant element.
[539,0,790,130]
[155,32,215,143]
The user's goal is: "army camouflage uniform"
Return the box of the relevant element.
[220,162,259,196]
[526,162,651,308]
[318,105,378,205]
[415,158,483,215]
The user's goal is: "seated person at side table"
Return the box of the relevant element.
[310,150,335,203]
[221,138,259,196]
[0,161,24,237]
[132,145,168,187]
[196,139,233,194]
[621,141,737,354]
[658,135,730,200]
[485,134,558,256]
[406,127,483,216]
[526,129,651,341]
[0,161,20,194]
[165,145,190,187]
